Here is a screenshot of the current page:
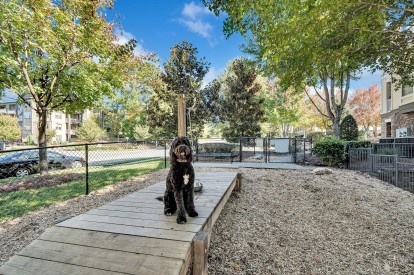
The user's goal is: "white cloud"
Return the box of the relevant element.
[182,2,213,20]
[177,19,213,38]
[114,29,147,56]
[177,2,217,46]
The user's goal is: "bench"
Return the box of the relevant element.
[0,171,242,275]
[195,142,238,163]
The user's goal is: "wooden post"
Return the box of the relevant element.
[234,172,242,192]
[192,231,208,275]
[178,94,186,136]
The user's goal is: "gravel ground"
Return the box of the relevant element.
[1,166,414,274]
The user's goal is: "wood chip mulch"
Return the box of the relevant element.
[1,166,413,275]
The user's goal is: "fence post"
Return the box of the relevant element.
[164,141,167,168]
[253,137,256,155]
[293,138,297,163]
[195,138,199,162]
[85,144,89,195]
[303,138,306,160]
[395,155,399,187]
[239,138,242,162]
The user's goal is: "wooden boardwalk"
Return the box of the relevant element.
[0,172,240,275]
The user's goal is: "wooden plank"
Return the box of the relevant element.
[66,214,203,232]
[86,209,205,225]
[57,220,195,242]
[0,256,123,275]
[96,205,212,218]
[39,227,191,259]
[17,240,183,275]
[107,200,218,210]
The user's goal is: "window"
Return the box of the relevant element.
[9,104,16,111]
[55,113,63,119]
[24,112,31,119]
[386,82,391,99]
[402,85,413,97]
[24,125,31,131]
[0,105,5,110]
[55,123,62,130]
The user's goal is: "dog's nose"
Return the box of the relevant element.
[180,152,185,156]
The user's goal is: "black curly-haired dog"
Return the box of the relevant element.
[159,136,198,224]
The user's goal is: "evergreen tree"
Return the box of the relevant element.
[340,115,358,141]
[218,58,265,140]
[147,41,214,139]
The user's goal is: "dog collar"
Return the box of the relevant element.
[176,159,188,163]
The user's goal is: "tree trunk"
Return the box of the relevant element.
[332,118,341,138]
[38,109,48,176]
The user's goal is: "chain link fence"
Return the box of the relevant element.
[0,140,171,222]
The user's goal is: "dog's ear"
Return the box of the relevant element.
[170,137,179,164]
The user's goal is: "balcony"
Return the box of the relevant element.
[66,118,80,124]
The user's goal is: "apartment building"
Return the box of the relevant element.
[0,93,93,143]
[381,74,414,138]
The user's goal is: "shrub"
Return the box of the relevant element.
[340,114,358,141]
[312,138,345,166]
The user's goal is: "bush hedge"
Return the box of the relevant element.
[312,138,346,166]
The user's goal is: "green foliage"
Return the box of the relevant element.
[0,0,141,173]
[218,58,265,139]
[45,129,57,144]
[147,41,216,139]
[133,125,151,140]
[202,0,382,138]
[307,132,328,141]
[76,117,107,142]
[312,138,346,167]
[0,159,165,221]
[0,115,20,142]
[340,115,358,141]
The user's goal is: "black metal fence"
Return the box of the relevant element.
[0,140,171,222]
[348,146,414,193]
[193,137,313,164]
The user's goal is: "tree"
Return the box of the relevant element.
[340,115,358,141]
[101,61,163,139]
[147,41,212,139]
[0,115,20,142]
[0,0,138,175]
[217,58,265,139]
[202,0,384,138]
[76,117,107,143]
[349,84,381,136]
[45,129,56,144]
[262,80,303,137]
[204,0,413,86]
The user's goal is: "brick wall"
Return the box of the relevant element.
[383,112,414,137]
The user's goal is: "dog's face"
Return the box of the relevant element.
[170,136,192,163]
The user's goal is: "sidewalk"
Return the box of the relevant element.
[193,162,310,170]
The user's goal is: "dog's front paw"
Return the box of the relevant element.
[177,215,187,224]
[187,210,198,217]
[164,208,174,216]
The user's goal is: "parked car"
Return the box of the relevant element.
[0,150,85,178]
[0,141,13,151]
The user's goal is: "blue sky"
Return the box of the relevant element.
[109,0,382,91]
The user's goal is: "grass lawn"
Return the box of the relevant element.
[0,159,166,222]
